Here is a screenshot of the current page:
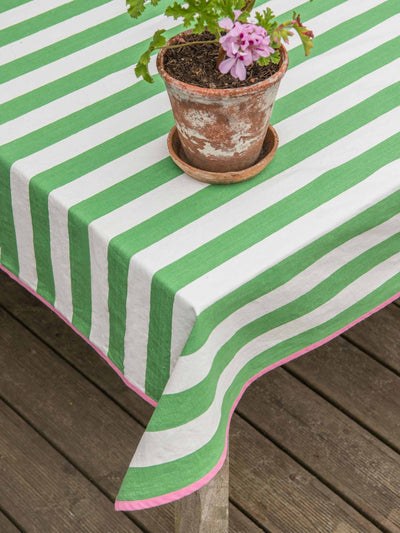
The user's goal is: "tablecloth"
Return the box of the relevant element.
[0,0,399,511]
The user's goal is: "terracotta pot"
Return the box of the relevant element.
[157,32,289,173]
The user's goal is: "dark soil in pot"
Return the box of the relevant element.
[163,31,280,89]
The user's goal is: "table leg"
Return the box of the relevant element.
[175,449,229,533]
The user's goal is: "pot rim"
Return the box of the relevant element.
[156,30,289,98]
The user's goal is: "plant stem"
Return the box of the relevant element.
[243,0,255,12]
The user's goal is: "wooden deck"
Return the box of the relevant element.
[0,270,399,533]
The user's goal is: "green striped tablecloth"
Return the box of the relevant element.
[0,0,399,511]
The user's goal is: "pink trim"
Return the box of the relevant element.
[2,261,398,510]
[115,290,400,511]
[0,263,157,408]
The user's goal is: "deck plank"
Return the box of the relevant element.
[0,513,21,533]
[230,416,380,533]
[0,286,379,532]
[237,367,400,531]
[287,335,400,451]
[342,305,400,373]
[0,271,154,423]
[0,305,259,533]
[0,401,139,533]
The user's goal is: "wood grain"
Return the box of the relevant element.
[287,335,400,451]
[175,450,229,533]
[238,366,400,531]
[0,512,21,533]
[0,302,259,533]
[229,415,379,533]
[0,401,139,533]
[0,281,378,532]
[343,304,400,373]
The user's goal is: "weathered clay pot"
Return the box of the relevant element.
[157,32,288,173]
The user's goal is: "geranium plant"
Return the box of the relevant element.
[127,0,314,83]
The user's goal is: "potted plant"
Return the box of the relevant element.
[127,0,314,183]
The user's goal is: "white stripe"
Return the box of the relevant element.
[280,12,400,99]
[6,0,393,289]
[0,0,304,104]
[0,0,73,31]
[47,92,171,320]
[0,0,305,144]
[43,1,391,340]
[131,251,400,467]
[277,58,400,145]
[50,134,169,321]
[123,107,400,390]
[10,91,169,289]
[0,0,391,145]
[167,217,400,395]
[0,1,126,67]
[168,63,400,363]
[0,60,157,145]
[88,173,206,352]
[0,13,177,104]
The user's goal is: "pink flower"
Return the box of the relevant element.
[218,10,242,31]
[219,51,253,81]
[218,18,275,80]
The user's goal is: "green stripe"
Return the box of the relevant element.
[1,0,392,277]
[286,0,398,70]
[0,13,131,84]
[30,111,174,305]
[182,194,400,356]
[15,0,357,330]
[0,0,173,121]
[117,274,400,501]
[143,85,399,399]
[0,0,371,122]
[69,157,181,337]
[64,37,399,338]
[0,155,18,272]
[106,31,399,382]
[149,231,400,430]
[0,0,112,47]
[0,0,33,14]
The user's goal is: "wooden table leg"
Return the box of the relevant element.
[175,449,229,533]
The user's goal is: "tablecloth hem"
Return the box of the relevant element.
[0,262,158,408]
[114,289,400,511]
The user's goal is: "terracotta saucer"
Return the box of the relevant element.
[167,124,279,185]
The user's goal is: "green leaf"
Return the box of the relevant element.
[257,56,271,66]
[292,12,314,56]
[255,8,277,32]
[135,60,154,83]
[134,29,166,83]
[237,10,250,22]
[270,49,281,64]
[126,0,146,18]
[151,28,167,48]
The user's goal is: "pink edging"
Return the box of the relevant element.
[2,262,398,510]
[115,290,400,511]
[0,263,157,408]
